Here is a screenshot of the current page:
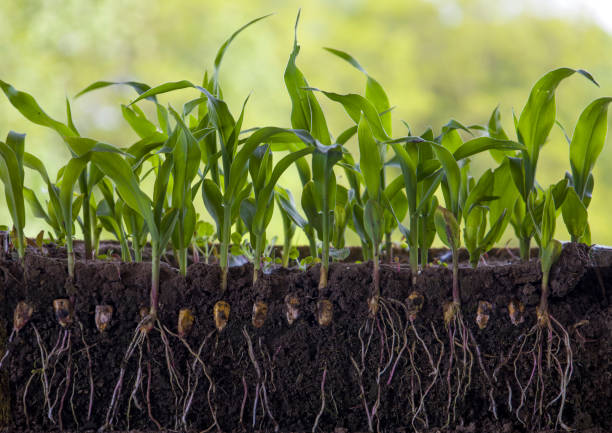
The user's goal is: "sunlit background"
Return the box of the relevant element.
[2,0,612,246]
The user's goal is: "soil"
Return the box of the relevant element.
[0,242,610,433]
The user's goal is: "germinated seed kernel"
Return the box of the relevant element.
[476,300,493,330]
[53,299,73,327]
[508,299,525,326]
[95,305,113,333]
[139,306,154,332]
[178,308,195,337]
[13,301,33,332]
[368,295,380,317]
[406,291,424,320]
[252,301,268,329]
[317,299,333,327]
[536,305,549,327]
[443,301,459,326]
[284,294,300,325]
[214,301,230,331]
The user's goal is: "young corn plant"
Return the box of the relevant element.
[240,143,314,284]
[498,68,598,259]
[23,152,87,284]
[274,187,298,267]
[284,12,344,295]
[0,131,26,260]
[562,97,612,243]
[429,131,525,424]
[0,81,110,261]
[501,184,576,430]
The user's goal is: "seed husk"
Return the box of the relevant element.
[139,306,154,333]
[214,301,230,331]
[508,299,525,326]
[476,300,493,329]
[53,298,73,327]
[252,301,268,328]
[317,299,333,327]
[284,294,300,325]
[367,295,380,317]
[406,291,424,320]
[13,301,33,332]
[443,300,459,326]
[95,305,113,333]
[178,308,195,337]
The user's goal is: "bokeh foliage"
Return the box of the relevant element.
[1,0,611,244]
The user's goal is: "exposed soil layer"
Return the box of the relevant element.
[0,243,610,432]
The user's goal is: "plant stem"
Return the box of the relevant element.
[319,194,330,291]
[119,237,131,263]
[372,251,380,300]
[178,248,188,277]
[385,232,392,264]
[570,235,578,243]
[15,231,25,260]
[220,206,232,293]
[451,246,460,305]
[281,230,291,268]
[253,234,265,284]
[133,239,142,263]
[66,238,75,282]
[409,213,419,286]
[538,269,549,316]
[308,232,317,260]
[519,237,531,261]
[79,171,93,261]
[419,217,428,269]
[150,244,160,319]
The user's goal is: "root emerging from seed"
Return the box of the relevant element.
[502,309,574,430]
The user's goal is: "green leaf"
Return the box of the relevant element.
[562,186,588,241]
[121,105,159,139]
[202,179,223,237]
[568,97,612,199]
[357,113,382,200]
[518,68,597,191]
[434,206,461,250]
[0,80,76,138]
[130,80,197,105]
[540,187,556,249]
[323,47,392,135]
[487,106,511,163]
[284,11,331,145]
[213,14,273,93]
[75,80,157,102]
[453,137,525,161]
[364,199,385,248]
[431,142,461,215]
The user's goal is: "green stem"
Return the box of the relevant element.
[150,244,160,319]
[178,248,188,277]
[373,250,380,299]
[66,235,74,283]
[220,205,232,293]
[419,216,428,269]
[539,269,549,315]
[15,230,25,260]
[119,236,131,262]
[519,237,531,261]
[308,233,317,259]
[570,235,579,243]
[409,214,419,286]
[79,170,93,261]
[133,238,143,263]
[385,232,392,263]
[451,246,460,305]
[253,234,265,284]
[320,197,330,291]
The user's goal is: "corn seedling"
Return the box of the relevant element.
[0,131,26,259]
[501,68,598,259]
[562,97,612,243]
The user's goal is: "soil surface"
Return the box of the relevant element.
[0,243,610,432]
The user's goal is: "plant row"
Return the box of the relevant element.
[0,13,610,322]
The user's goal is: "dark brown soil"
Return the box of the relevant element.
[0,243,610,432]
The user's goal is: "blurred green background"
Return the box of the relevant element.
[2,0,612,246]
